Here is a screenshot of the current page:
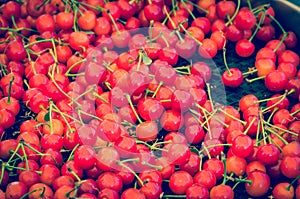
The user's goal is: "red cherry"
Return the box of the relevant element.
[265,70,288,92]
[169,171,193,194]
[210,184,234,199]
[216,0,236,19]
[280,31,298,48]
[194,170,216,189]
[235,7,256,30]
[256,144,280,166]
[245,171,270,197]
[186,184,209,199]
[222,68,244,87]
[231,134,254,158]
[235,39,255,57]
[280,156,300,178]
[121,188,146,199]
[160,110,182,131]
[97,172,123,192]
[74,145,96,170]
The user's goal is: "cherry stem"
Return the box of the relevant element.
[266,14,287,53]
[247,0,252,10]
[117,160,144,186]
[291,109,300,116]
[249,10,265,42]
[201,143,211,159]
[179,23,202,46]
[243,117,256,135]
[206,84,215,111]
[125,94,143,124]
[242,68,257,76]
[67,167,82,182]
[225,0,241,26]
[141,161,162,170]
[20,187,45,199]
[222,159,227,185]
[222,35,232,75]
[6,143,21,164]
[261,90,289,113]
[152,81,163,98]
[287,175,300,191]
[264,121,298,136]
[180,0,196,19]
[266,107,278,123]
[65,58,86,76]
[120,158,140,163]
[184,0,208,14]
[107,10,120,35]
[93,92,109,104]
[6,75,14,104]
[162,195,186,198]
[246,75,265,83]
[74,85,96,102]
[218,109,247,125]
[67,144,80,162]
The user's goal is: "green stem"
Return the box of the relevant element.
[125,94,142,124]
[225,0,241,26]
[6,75,14,104]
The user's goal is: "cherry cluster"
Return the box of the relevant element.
[0,0,300,199]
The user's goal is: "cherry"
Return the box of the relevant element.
[5,40,26,62]
[191,61,212,81]
[198,38,218,58]
[210,184,234,199]
[256,25,275,42]
[278,62,297,79]
[231,134,254,158]
[54,185,76,199]
[121,188,146,199]
[0,108,15,129]
[28,183,54,199]
[97,172,123,192]
[98,119,121,142]
[265,70,288,92]
[167,143,191,165]
[280,156,300,178]
[36,14,55,33]
[158,47,178,66]
[179,152,200,176]
[73,145,96,170]
[272,182,294,199]
[136,121,159,142]
[245,171,270,197]
[19,170,40,188]
[175,38,197,59]
[203,158,224,180]
[69,31,90,51]
[191,17,211,35]
[239,94,259,112]
[235,39,255,57]
[235,7,256,30]
[194,170,216,189]
[256,144,280,166]
[281,31,298,48]
[140,182,162,199]
[164,131,187,144]
[226,24,243,42]
[216,0,236,19]
[98,188,119,199]
[144,4,163,21]
[278,50,300,68]
[96,147,120,171]
[169,171,193,194]
[52,176,75,191]
[2,1,21,21]
[5,181,27,199]
[160,110,182,131]
[255,58,276,77]
[186,184,209,199]
[222,68,244,88]
[266,40,285,55]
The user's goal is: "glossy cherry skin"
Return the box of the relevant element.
[235,7,256,30]
[194,170,216,189]
[235,39,255,57]
[265,70,288,92]
[222,68,244,88]
[280,156,300,178]
[272,182,294,199]
[121,188,146,199]
[97,172,123,192]
[169,171,193,194]
[231,134,254,158]
[160,110,182,131]
[245,171,270,197]
[186,184,209,199]
[140,182,162,199]
[5,181,28,199]
[210,184,234,199]
[281,31,298,48]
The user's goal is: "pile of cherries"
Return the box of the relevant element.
[0,0,300,198]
